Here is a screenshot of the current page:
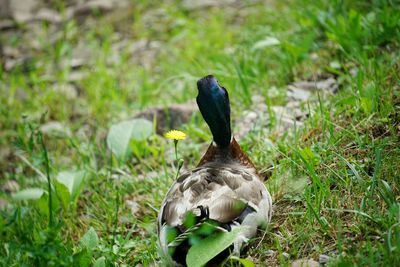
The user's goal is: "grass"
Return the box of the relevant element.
[0,0,399,266]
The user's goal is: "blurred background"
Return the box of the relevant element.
[0,0,399,266]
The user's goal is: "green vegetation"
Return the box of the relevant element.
[1,0,399,266]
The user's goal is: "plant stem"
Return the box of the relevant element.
[173,140,184,179]
[38,131,53,227]
[113,189,120,244]
[174,140,178,161]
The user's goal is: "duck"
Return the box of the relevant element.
[158,75,272,266]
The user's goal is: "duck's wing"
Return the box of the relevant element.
[158,165,271,229]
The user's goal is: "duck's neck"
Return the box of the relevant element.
[196,75,232,147]
[197,137,255,169]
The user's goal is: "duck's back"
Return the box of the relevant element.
[159,162,272,228]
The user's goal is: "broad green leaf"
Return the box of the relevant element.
[130,139,147,158]
[359,82,376,114]
[36,192,60,216]
[53,178,70,210]
[361,97,374,114]
[122,241,136,250]
[73,247,91,267]
[186,227,243,267]
[80,227,99,251]
[56,170,86,203]
[377,180,396,206]
[298,147,320,166]
[252,37,280,50]
[269,167,309,197]
[286,176,309,195]
[230,256,255,267]
[37,193,50,216]
[107,119,153,160]
[12,188,45,201]
[93,256,106,267]
[129,119,153,141]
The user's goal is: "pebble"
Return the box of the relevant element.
[282,252,290,259]
[0,199,9,210]
[291,259,319,267]
[53,83,78,99]
[264,249,275,257]
[2,180,20,193]
[125,200,140,216]
[40,121,71,136]
[319,254,330,264]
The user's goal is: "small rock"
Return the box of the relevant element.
[135,102,196,134]
[272,105,307,121]
[236,110,259,138]
[74,0,113,15]
[53,83,78,99]
[350,67,358,77]
[280,116,304,128]
[61,44,92,69]
[70,58,86,69]
[16,88,29,101]
[182,0,236,10]
[289,77,338,94]
[252,94,268,112]
[245,256,254,262]
[9,0,39,23]
[40,121,71,136]
[264,249,275,257]
[0,147,12,162]
[255,103,268,112]
[0,199,9,210]
[0,0,11,19]
[68,71,87,82]
[74,0,130,16]
[76,124,92,140]
[329,61,341,69]
[287,86,311,101]
[2,180,19,193]
[136,171,158,181]
[0,19,15,30]
[2,45,20,57]
[319,254,330,264]
[285,101,301,109]
[244,111,258,121]
[4,56,34,72]
[282,252,290,259]
[127,39,161,68]
[268,86,281,98]
[291,259,319,267]
[251,94,265,105]
[4,58,17,71]
[126,200,140,216]
[35,8,62,23]
[128,39,151,53]
[310,53,319,60]
[272,106,287,117]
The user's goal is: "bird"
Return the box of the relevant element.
[158,75,272,266]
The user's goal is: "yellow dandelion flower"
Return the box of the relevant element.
[164,130,187,141]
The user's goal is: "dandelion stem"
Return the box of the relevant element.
[174,140,178,161]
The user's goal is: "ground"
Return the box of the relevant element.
[0,0,399,266]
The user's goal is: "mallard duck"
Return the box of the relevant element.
[158,75,272,265]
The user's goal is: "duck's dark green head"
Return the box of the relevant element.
[196,75,231,147]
